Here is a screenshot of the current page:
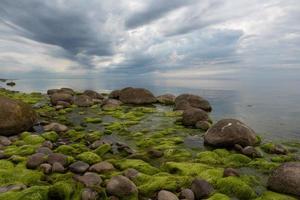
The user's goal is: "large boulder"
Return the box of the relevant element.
[109,90,121,99]
[267,162,300,196]
[106,175,138,197]
[0,96,37,136]
[182,107,209,126]
[119,87,156,104]
[83,90,104,100]
[204,119,257,147]
[74,95,94,107]
[174,94,212,112]
[50,93,73,106]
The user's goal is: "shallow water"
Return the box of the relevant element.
[1,68,300,140]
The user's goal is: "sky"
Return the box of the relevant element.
[0,0,299,78]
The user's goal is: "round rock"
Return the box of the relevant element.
[106,175,138,197]
[191,178,214,199]
[157,190,179,200]
[204,119,257,147]
[267,162,300,196]
[174,94,212,112]
[0,96,37,136]
[69,161,90,174]
[182,107,209,126]
[118,87,156,104]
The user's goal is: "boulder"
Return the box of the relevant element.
[157,190,179,200]
[81,188,99,200]
[83,90,104,100]
[52,162,65,173]
[74,172,102,187]
[174,94,212,112]
[179,188,195,200]
[59,88,75,95]
[50,93,73,106]
[156,94,176,105]
[106,175,138,197]
[89,161,115,173]
[267,162,300,196]
[204,119,257,147]
[0,96,37,136]
[74,95,94,107]
[102,99,122,110]
[109,90,120,99]
[191,178,214,199]
[118,87,156,104]
[69,161,90,174]
[47,89,60,95]
[26,153,46,169]
[47,153,68,166]
[182,107,209,126]
[195,121,211,131]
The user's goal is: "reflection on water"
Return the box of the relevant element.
[1,69,300,140]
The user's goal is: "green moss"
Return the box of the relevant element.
[0,185,49,200]
[23,135,45,145]
[213,149,231,157]
[163,162,223,184]
[76,152,101,164]
[84,117,102,123]
[196,151,223,165]
[55,145,77,156]
[41,131,59,142]
[9,155,27,164]
[163,111,183,117]
[249,158,280,171]
[164,148,192,161]
[133,173,191,196]
[64,130,85,142]
[206,193,231,200]
[270,155,294,163]
[85,131,102,142]
[261,143,276,153]
[0,160,14,169]
[4,145,37,156]
[223,154,252,167]
[93,144,111,156]
[113,159,160,175]
[48,181,74,200]
[105,122,128,132]
[255,191,297,200]
[20,132,31,140]
[0,163,43,187]
[216,176,256,200]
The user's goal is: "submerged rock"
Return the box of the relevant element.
[174,94,212,112]
[0,96,37,136]
[119,87,156,104]
[106,175,138,197]
[268,162,300,196]
[204,119,257,147]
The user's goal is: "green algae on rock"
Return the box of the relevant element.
[76,152,102,164]
[113,159,160,175]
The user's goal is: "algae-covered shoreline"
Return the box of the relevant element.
[0,87,299,200]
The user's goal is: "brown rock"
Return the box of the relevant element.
[89,161,115,173]
[174,94,212,112]
[223,168,240,177]
[83,90,104,100]
[156,94,176,105]
[50,93,73,106]
[182,107,209,126]
[26,153,46,169]
[191,178,214,199]
[106,175,138,197]
[47,153,68,166]
[157,190,179,200]
[52,162,65,173]
[43,122,68,133]
[74,95,94,107]
[119,87,156,104]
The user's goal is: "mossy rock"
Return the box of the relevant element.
[0,185,49,200]
[41,131,59,142]
[84,117,102,123]
[55,145,77,156]
[4,145,37,156]
[255,191,297,200]
[48,181,74,200]
[76,152,101,164]
[113,159,160,175]
[22,135,45,145]
[248,158,280,171]
[133,172,191,196]
[164,148,192,161]
[93,144,112,156]
[216,176,257,200]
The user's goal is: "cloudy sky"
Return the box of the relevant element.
[0,0,299,78]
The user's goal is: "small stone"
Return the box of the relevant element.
[74,172,102,187]
[242,146,262,158]
[40,163,52,174]
[223,168,240,177]
[47,153,68,166]
[234,144,243,152]
[179,188,195,200]
[157,190,179,200]
[90,140,104,149]
[0,136,11,146]
[191,178,214,199]
[52,162,65,173]
[123,168,139,180]
[147,149,164,158]
[42,141,53,149]
[36,147,52,155]
[43,122,68,133]
[195,121,211,131]
[26,153,46,169]
[81,188,99,200]
[69,161,90,174]
[106,175,138,197]
[89,161,115,173]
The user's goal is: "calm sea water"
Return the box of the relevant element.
[1,68,300,141]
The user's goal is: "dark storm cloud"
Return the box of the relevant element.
[0,0,113,59]
[125,0,196,29]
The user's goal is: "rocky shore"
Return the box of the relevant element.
[0,87,299,200]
